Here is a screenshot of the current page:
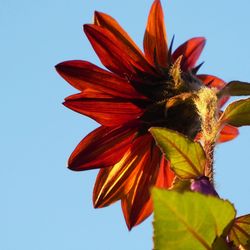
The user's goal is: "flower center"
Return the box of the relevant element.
[139,64,208,139]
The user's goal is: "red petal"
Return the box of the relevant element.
[93,134,152,208]
[55,60,145,99]
[122,197,153,231]
[121,141,162,229]
[197,74,229,106]
[197,74,226,90]
[84,24,156,77]
[172,37,206,71]
[94,11,154,74]
[64,92,144,126]
[143,0,168,67]
[121,156,175,230]
[68,124,138,171]
[65,88,111,99]
[217,124,239,143]
[155,156,175,188]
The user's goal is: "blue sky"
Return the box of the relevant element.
[2,0,250,249]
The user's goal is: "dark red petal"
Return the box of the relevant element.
[155,156,175,188]
[55,60,145,99]
[121,141,162,229]
[217,124,239,143]
[64,92,144,126]
[84,24,156,77]
[172,37,206,71]
[143,0,168,67]
[94,11,155,74]
[68,124,138,171]
[197,74,229,107]
[93,134,152,208]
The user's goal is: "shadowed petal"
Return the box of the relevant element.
[121,141,162,229]
[172,37,206,71]
[64,92,144,126]
[55,60,145,99]
[84,24,156,77]
[93,135,152,208]
[217,124,239,143]
[143,0,168,67]
[68,124,138,171]
[198,74,229,106]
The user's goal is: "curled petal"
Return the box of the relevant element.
[121,141,162,229]
[172,37,206,71]
[55,60,145,99]
[68,124,138,171]
[93,135,152,208]
[217,124,239,143]
[143,0,168,67]
[64,92,144,126]
[84,24,156,77]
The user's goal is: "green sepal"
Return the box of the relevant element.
[220,98,250,126]
[218,81,250,98]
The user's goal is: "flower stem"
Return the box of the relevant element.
[204,141,215,182]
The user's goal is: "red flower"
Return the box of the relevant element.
[56,0,238,229]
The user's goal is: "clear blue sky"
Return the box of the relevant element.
[2,0,250,249]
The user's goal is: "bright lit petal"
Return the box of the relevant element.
[155,156,175,188]
[121,142,162,229]
[93,135,152,208]
[68,124,138,171]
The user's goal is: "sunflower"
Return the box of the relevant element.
[56,0,238,229]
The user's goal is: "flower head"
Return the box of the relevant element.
[56,0,238,229]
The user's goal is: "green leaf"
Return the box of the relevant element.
[228,214,250,248]
[220,98,250,126]
[150,127,206,179]
[152,189,236,250]
[218,81,250,98]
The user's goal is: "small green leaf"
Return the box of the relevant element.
[218,81,250,98]
[150,127,206,179]
[228,214,250,248]
[170,177,191,193]
[152,189,236,250]
[220,98,250,126]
